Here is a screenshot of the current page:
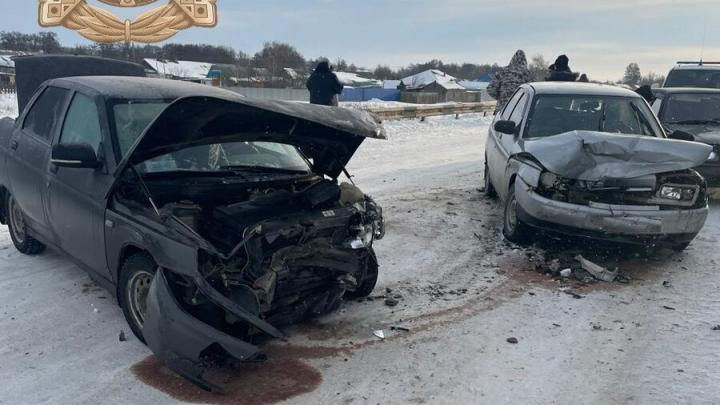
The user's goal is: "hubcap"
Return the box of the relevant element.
[506,196,518,233]
[127,271,154,328]
[8,197,26,244]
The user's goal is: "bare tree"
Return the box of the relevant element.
[528,54,548,82]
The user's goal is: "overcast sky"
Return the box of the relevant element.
[2,0,720,80]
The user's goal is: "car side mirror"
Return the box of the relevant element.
[667,130,695,142]
[494,120,517,135]
[51,143,102,169]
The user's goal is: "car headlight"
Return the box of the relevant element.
[708,151,719,162]
[347,224,375,250]
[659,185,696,201]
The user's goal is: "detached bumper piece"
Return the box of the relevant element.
[144,269,277,393]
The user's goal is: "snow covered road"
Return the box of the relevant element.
[1,110,719,405]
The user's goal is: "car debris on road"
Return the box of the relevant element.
[576,255,619,282]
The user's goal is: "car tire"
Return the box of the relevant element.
[5,193,45,255]
[503,185,533,244]
[484,160,497,198]
[346,249,379,299]
[119,253,157,344]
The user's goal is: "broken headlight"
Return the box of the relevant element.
[658,185,697,201]
[347,224,375,250]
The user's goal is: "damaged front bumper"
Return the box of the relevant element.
[144,269,282,393]
[514,179,709,244]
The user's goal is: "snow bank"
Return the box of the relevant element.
[0,91,18,118]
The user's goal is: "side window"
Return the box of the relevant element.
[500,90,524,120]
[60,93,102,151]
[22,86,69,141]
[508,93,527,125]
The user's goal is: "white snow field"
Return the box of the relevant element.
[1,95,720,405]
[0,91,18,119]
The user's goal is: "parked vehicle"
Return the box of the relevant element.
[484,82,712,250]
[652,88,720,186]
[663,61,720,88]
[0,56,386,392]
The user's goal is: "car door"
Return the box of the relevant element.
[487,90,520,191]
[488,90,527,199]
[45,91,111,276]
[5,86,71,239]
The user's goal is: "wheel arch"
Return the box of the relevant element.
[0,186,7,225]
[115,244,154,304]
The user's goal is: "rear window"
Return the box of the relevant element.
[525,95,663,139]
[664,69,720,88]
[660,93,720,124]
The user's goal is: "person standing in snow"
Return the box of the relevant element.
[307,61,344,106]
[487,50,530,113]
[546,55,580,82]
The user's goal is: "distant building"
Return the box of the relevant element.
[143,58,216,85]
[382,80,401,90]
[0,55,15,90]
[334,71,382,88]
[399,69,467,102]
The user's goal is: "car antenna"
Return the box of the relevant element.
[700,14,709,65]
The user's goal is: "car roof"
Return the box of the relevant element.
[654,87,720,94]
[48,76,243,100]
[525,82,640,98]
[670,64,720,71]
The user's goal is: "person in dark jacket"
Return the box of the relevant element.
[546,55,580,82]
[307,61,344,106]
[635,85,656,104]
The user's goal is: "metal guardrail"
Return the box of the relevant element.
[359,102,496,121]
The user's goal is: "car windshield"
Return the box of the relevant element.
[525,95,663,138]
[664,69,720,88]
[110,100,170,157]
[140,141,312,175]
[661,93,720,125]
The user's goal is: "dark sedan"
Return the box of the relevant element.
[652,88,720,187]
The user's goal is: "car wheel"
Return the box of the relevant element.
[346,250,379,299]
[484,160,497,198]
[503,186,532,244]
[5,193,45,255]
[119,253,157,344]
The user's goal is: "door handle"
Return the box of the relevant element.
[10,140,18,150]
[50,165,59,174]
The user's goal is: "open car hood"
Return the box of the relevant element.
[116,96,386,179]
[522,131,713,181]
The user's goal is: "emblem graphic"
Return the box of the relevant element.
[38,0,218,44]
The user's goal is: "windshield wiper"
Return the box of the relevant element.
[668,119,720,125]
[219,165,310,175]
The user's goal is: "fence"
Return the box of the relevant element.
[359,102,496,121]
[340,88,400,102]
[400,92,440,104]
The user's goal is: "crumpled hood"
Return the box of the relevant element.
[665,123,720,145]
[522,130,713,181]
[117,95,386,179]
